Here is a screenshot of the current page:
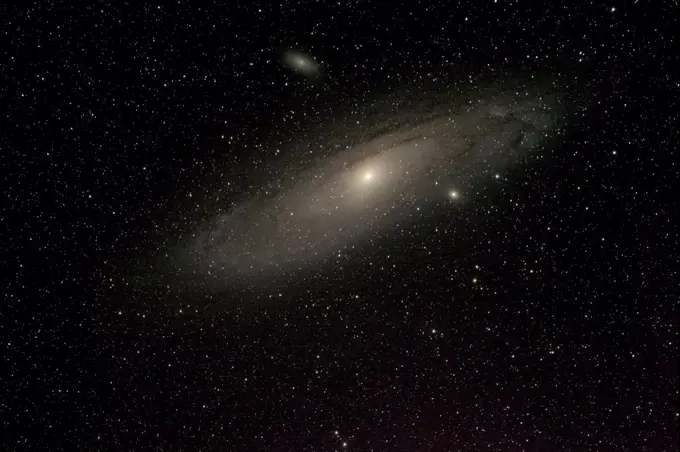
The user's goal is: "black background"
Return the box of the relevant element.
[1,1,678,451]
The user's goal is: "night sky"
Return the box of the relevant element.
[2,1,678,451]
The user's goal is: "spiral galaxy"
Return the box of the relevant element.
[142,73,578,290]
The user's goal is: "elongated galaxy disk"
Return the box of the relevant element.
[140,74,578,291]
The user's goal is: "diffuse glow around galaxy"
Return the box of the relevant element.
[137,73,578,291]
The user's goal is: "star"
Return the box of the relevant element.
[449,190,459,199]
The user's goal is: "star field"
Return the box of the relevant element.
[1,1,678,451]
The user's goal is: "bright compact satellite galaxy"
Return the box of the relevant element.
[3,1,678,451]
